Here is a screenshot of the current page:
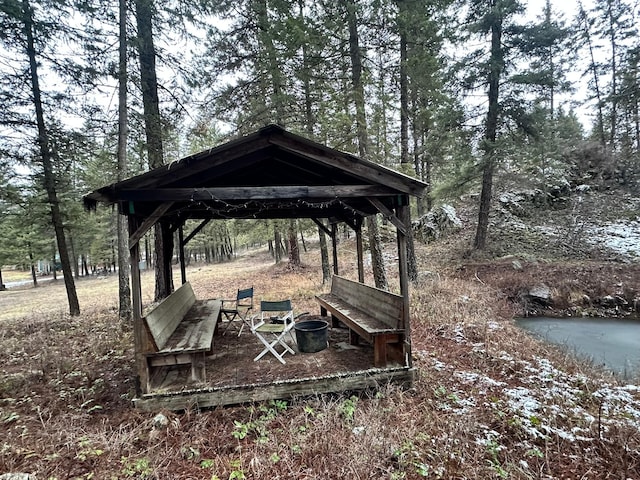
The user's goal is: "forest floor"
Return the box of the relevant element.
[1,216,639,479]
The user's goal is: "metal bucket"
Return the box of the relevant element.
[294,320,329,353]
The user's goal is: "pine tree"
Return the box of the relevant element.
[117,0,131,321]
[0,0,81,314]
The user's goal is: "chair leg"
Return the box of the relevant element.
[254,331,295,364]
[221,312,238,335]
[238,315,252,337]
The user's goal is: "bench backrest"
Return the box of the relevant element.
[330,275,404,329]
[145,282,196,351]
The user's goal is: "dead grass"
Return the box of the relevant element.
[1,240,639,479]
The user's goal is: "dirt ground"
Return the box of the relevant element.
[1,241,639,479]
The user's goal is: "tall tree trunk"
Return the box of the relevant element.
[117,0,132,322]
[396,1,419,281]
[605,0,618,147]
[473,0,502,251]
[69,235,79,278]
[51,246,57,281]
[287,219,301,267]
[297,0,331,282]
[135,0,170,301]
[28,245,37,287]
[22,0,79,315]
[345,0,388,289]
[274,226,283,264]
[579,2,606,146]
[256,0,285,126]
[398,1,409,166]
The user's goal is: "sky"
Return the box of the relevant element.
[523,0,596,129]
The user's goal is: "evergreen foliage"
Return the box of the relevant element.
[1,0,639,282]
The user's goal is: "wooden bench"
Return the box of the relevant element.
[315,275,405,367]
[143,282,221,386]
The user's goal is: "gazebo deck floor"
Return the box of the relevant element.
[134,317,414,411]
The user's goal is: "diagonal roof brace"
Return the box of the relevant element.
[367,198,407,236]
[128,202,175,249]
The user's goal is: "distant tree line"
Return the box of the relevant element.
[0,0,638,316]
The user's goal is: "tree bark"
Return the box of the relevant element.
[605,0,618,147]
[398,1,409,166]
[473,0,502,251]
[22,0,79,315]
[578,2,606,146]
[117,0,132,322]
[287,219,301,267]
[28,245,37,287]
[345,0,388,289]
[297,0,331,281]
[274,228,283,264]
[134,0,170,301]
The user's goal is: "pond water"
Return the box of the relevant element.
[515,317,640,380]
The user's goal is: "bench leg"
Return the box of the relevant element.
[190,353,206,382]
[374,334,404,368]
[374,336,387,367]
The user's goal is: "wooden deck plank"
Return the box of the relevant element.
[134,322,413,411]
[133,367,416,411]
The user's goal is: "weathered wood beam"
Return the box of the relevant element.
[183,219,211,245]
[331,223,338,275]
[128,202,174,248]
[367,198,407,236]
[116,185,397,202]
[395,204,412,367]
[311,217,332,237]
[128,216,148,395]
[269,137,426,196]
[132,367,416,411]
[109,136,272,192]
[179,225,186,285]
[356,226,365,283]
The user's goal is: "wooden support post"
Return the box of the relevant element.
[161,220,174,293]
[331,223,339,275]
[178,224,186,285]
[396,202,412,368]
[128,216,149,395]
[355,220,365,283]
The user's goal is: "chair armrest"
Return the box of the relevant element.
[250,314,265,330]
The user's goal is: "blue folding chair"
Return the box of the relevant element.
[221,287,254,336]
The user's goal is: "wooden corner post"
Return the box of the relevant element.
[396,202,412,368]
[128,215,150,395]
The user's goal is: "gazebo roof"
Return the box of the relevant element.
[85,125,426,224]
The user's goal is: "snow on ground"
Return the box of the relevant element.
[427,324,640,447]
[588,221,640,259]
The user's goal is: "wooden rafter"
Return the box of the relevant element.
[368,198,407,236]
[113,185,397,202]
[128,202,174,248]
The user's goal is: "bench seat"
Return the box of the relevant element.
[143,283,221,387]
[153,299,220,354]
[315,275,406,367]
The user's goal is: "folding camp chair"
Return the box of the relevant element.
[221,287,254,336]
[250,299,296,364]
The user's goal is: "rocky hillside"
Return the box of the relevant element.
[414,183,640,318]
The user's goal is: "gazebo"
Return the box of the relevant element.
[85,124,427,410]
